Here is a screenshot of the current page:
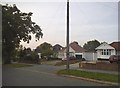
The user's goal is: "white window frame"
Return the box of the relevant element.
[101,49,111,55]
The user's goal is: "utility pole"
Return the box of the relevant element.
[66,0,69,70]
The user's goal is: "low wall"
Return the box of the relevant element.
[79,61,119,71]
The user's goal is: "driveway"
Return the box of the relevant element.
[2,64,109,86]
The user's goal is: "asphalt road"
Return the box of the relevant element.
[2,64,110,86]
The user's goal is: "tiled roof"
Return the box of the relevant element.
[110,42,120,51]
[53,44,63,52]
[70,42,86,53]
[59,41,86,53]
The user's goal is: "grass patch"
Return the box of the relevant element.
[4,63,33,68]
[57,69,119,82]
[55,60,79,66]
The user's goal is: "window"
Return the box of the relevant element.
[107,49,111,55]
[101,49,111,55]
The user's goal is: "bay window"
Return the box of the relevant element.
[101,49,111,55]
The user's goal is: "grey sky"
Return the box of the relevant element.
[1,0,119,49]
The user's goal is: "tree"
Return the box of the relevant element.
[19,46,26,60]
[35,42,53,58]
[83,40,100,52]
[2,4,43,64]
[12,45,25,62]
[25,47,32,54]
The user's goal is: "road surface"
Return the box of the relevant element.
[2,64,110,86]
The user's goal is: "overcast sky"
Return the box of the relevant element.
[1,0,119,49]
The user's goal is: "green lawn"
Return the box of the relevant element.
[4,63,33,68]
[57,69,119,83]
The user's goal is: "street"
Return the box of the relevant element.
[2,64,110,86]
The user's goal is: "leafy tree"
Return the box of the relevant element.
[83,40,100,52]
[25,47,32,54]
[36,42,53,58]
[12,45,25,62]
[2,4,43,64]
[19,46,26,60]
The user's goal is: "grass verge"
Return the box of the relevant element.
[57,69,119,83]
[4,63,33,68]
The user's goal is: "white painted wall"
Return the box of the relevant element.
[75,53,83,55]
[83,52,97,61]
[96,42,116,59]
[97,49,115,59]
[58,52,65,59]
[38,53,41,59]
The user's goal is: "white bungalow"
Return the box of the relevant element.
[95,42,120,60]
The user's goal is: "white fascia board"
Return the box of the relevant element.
[96,43,115,50]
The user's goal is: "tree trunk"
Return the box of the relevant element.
[3,52,11,64]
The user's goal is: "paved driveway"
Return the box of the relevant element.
[2,64,110,86]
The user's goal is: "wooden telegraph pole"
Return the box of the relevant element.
[66,0,69,70]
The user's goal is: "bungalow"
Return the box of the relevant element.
[95,42,120,60]
[58,41,86,60]
[53,44,63,58]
